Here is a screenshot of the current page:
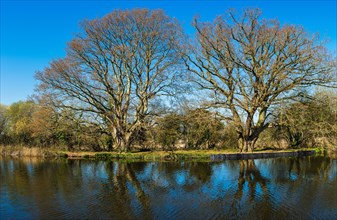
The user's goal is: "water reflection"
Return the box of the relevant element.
[1,156,336,219]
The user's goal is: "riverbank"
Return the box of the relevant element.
[0,145,320,161]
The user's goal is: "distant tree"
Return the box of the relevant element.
[222,123,239,149]
[152,109,226,150]
[5,101,36,144]
[183,109,224,149]
[275,102,312,148]
[184,8,336,152]
[0,99,105,150]
[153,113,184,151]
[0,105,8,142]
[30,105,58,146]
[34,95,111,150]
[274,90,337,148]
[36,9,183,152]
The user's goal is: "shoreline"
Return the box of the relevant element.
[0,145,318,161]
[210,150,316,160]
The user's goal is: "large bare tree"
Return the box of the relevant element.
[36,9,183,151]
[184,8,336,152]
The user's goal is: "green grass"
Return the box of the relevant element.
[0,145,319,161]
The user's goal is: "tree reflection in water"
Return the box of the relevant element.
[229,159,273,219]
[236,160,268,200]
[1,156,336,219]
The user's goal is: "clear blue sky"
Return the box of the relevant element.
[1,0,336,105]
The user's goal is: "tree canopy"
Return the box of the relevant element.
[184,8,336,152]
[36,9,183,151]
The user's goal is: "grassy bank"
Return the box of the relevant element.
[0,145,322,161]
[0,145,237,161]
[0,145,66,158]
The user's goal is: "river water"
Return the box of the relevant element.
[1,155,336,219]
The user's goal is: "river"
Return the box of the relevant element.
[1,155,336,219]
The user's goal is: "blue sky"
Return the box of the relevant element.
[1,0,336,105]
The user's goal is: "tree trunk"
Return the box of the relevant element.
[115,137,126,152]
[238,133,244,152]
[112,128,132,152]
[242,137,258,152]
[237,135,256,152]
[238,124,267,152]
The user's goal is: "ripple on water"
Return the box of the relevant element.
[1,156,337,219]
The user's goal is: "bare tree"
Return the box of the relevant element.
[36,9,183,151]
[184,8,336,152]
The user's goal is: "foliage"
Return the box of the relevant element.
[151,109,228,150]
[0,100,104,151]
[273,90,337,148]
[0,104,8,137]
[183,109,224,149]
[4,101,36,144]
[222,123,239,149]
[152,113,184,151]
